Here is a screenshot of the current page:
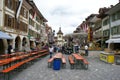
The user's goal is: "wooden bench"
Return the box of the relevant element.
[48,57,54,68]
[1,57,34,80]
[1,50,49,80]
[61,56,66,68]
[83,59,89,69]
[68,55,75,69]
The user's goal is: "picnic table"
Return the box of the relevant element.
[53,53,62,70]
[0,49,48,80]
[72,53,84,69]
[53,53,63,58]
[48,52,66,70]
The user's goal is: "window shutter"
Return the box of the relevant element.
[26,11,28,19]
[5,0,8,7]
[13,0,16,11]
[4,14,8,27]
[11,17,14,28]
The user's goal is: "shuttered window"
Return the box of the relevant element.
[5,0,14,10]
[19,21,28,32]
[4,14,14,28]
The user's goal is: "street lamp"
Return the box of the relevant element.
[52,30,55,44]
[48,30,55,45]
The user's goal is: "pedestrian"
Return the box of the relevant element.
[54,45,57,53]
[8,42,12,54]
[49,46,54,58]
[57,45,61,52]
[62,45,65,54]
[74,42,79,53]
[84,44,89,56]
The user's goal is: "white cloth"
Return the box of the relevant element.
[49,47,53,52]
[85,45,88,50]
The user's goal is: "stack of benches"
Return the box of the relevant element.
[0,49,48,80]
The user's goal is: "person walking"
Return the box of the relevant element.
[74,42,79,53]
[62,45,65,54]
[49,46,54,58]
[84,45,89,56]
[8,43,12,54]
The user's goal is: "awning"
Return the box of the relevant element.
[0,31,13,39]
[106,38,120,43]
[95,39,101,42]
[30,37,35,41]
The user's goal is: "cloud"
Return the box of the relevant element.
[34,0,118,35]
[50,7,71,16]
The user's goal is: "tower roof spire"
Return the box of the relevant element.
[57,27,63,35]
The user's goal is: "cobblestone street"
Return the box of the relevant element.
[8,51,120,80]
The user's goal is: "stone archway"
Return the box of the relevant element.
[22,37,27,46]
[30,41,35,50]
[15,36,21,52]
[22,37,31,52]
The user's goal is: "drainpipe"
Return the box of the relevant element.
[2,0,5,29]
[108,15,112,50]
[101,20,104,50]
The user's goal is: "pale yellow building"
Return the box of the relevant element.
[57,27,64,46]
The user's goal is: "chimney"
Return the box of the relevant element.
[110,5,113,8]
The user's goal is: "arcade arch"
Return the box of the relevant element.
[15,36,21,52]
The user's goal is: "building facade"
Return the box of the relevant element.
[105,3,120,50]
[0,0,32,53]
[0,0,47,54]
[28,1,47,50]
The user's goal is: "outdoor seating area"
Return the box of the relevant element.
[71,53,89,69]
[0,49,49,80]
[48,53,89,70]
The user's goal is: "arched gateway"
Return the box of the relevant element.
[15,36,21,52]
[65,32,87,47]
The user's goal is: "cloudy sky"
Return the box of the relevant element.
[34,0,118,35]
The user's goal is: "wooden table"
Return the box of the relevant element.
[0,53,31,70]
[53,53,63,59]
[72,53,84,69]
[0,49,48,71]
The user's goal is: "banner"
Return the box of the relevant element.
[16,0,23,20]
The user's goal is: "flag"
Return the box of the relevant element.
[80,25,82,30]
[81,23,85,32]
[83,23,87,32]
[84,23,87,32]
[16,0,23,20]
[32,11,36,19]
[85,23,88,33]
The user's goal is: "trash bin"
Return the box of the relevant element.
[115,55,120,65]
[53,58,61,70]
